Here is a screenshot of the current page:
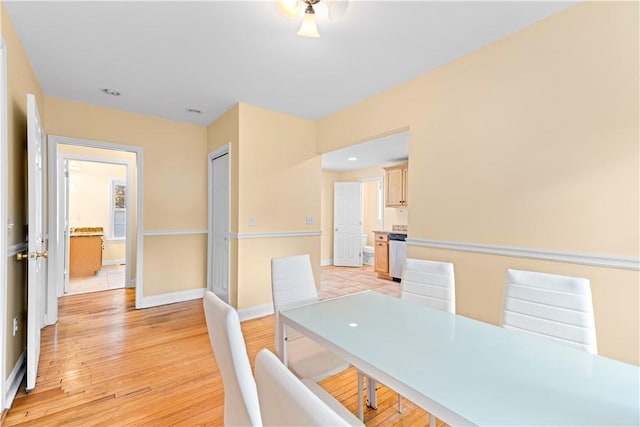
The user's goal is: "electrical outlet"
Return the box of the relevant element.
[305,214,314,225]
[12,316,18,336]
[249,215,256,227]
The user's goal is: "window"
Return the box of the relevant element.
[110,178,126,240]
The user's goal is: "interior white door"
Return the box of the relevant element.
[333,182,363,267]
[26,93,47,392]
[210,153,230,303]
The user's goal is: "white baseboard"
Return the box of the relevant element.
[139,288,206,309]
[321,259,333,267]
[102,259,125,266]
[238,303,274,322]
[4,351,25,409]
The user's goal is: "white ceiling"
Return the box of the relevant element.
[5,0,577,129]
[321,130,408,171]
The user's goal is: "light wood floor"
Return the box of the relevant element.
[5,266,444,426]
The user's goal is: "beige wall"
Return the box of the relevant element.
[237,104,319,233]
[320,170,340,263]
[317,2,639,364]
[235,104,320,309]
[237,236,321,308]
[362,180,380,246]
[2,2,45,379]
[45,97,208,297]
[142,234,207,295]
[68,161,126,263]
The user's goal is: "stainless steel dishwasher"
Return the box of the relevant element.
[388,233,407,281]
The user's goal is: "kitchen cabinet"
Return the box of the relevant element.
[374,232,391,280]
[384,162,408,207]
[70,234,103,278]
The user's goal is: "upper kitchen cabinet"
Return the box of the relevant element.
[384,162,408,207]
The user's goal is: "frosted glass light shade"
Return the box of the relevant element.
[297,12,320,37]
[277,0,301,19]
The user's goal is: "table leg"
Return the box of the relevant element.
[358,372,364,421]
[366,377,378,409]
[279,321,288,367]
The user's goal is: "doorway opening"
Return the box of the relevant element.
[64,158,130,295]
[48,136,143,324]
[321,130,409,267]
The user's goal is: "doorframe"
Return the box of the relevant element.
[207,143,231,298]
[58,154,133,296]
[48,135,144,320]
[0,37,8,411]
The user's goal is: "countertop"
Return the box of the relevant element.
[373,230,407,235]
[70,227,104,237]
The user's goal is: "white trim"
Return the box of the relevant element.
[7,242,28,257]
[238,303,274,322]
[143,229,207,237]
[3,351,25,410]
[138,288,206,309]
[0,36,7,412]
[230,230,322,239]
[48,135,144,314]
[321,259,333,267]
[102,258,125,266]
[406,238,640,271]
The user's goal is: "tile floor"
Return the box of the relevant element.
[67,264,126,295]
[320,264,400,299]
[66,264,394,297]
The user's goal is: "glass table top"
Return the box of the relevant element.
[280,291,640,426]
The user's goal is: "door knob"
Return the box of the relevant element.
[16,252,29,261]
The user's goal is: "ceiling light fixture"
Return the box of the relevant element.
[298,1,320,38]
[277,0,348,38]
[347,156,357,161]
[186,108,202,114]
[100,88,121,96]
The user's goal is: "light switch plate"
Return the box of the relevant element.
[249,215,256,227]
[305,214,314,225]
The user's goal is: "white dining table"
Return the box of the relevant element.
[279,291,640,426]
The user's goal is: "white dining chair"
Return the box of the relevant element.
[203,291,262,427]
[270,254,350,381]
[502,268,597,354]
[401,258,456,313]
[255,349,364,427]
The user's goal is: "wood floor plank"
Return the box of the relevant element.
[5,266,439,426]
